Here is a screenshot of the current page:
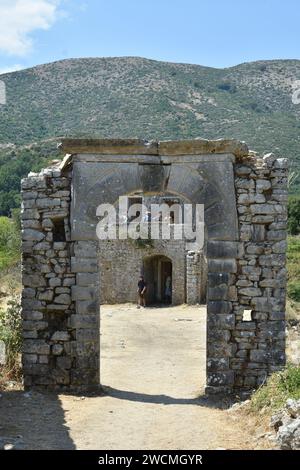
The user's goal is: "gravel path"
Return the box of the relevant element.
[0,304,260,450]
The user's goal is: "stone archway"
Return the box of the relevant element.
[20,139,288,394]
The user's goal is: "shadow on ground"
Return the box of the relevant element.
[0,389,75,450]
[102,385,242,409]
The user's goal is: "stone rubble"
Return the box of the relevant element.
[270,399,300,449]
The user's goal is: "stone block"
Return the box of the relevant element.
[70,369,99,386]
[22,229,45,242]
[76,273,99,286]
[36,198,61,209]
[76,300,98,315]
[69,314,98,329]
[22,311,43,321]
[22,320,48,331]
[267,230,286,241]
[239,287,262,297]
[23,340,50,355]
[207,357,229,371]
[42,218,54,229]
[259,254,285,267]
[76,328,98,341]
[207,313,235,329]
[76,357,98,369]
[22,299,44,310]
[207,241,238,258]
[74,241,98,258]
[21,209,40,220]
[23,274,46,288]
[207,301,232,314]
[252,215,274,224]
[71,257,98,273]
[235,165,251,176]
[207,329,231,342]
[55,287,70,294]
[22,354,38,364]
[246,244,264,255]
[23,364,49,375]
[33,242,51,251]
[207,259,237,273]
[235,178,254,190]
[51,368,70,385]
[56,356,72,369]
[71,286,96,301]
[207,285,228,300]
[53,242,66,250]
[38,290,54,301]
[251,297,272,312]
[70,340,99,357]
[207,273,229,287]
[250,204,275,215]
[52,344,64,355]
[49,277,61,288]
[22,330,38,339]
[207,371,235,386]
[39,355,49,364]
[63,277,76,287]
[54,294,71,305]
[46,304,70,311]
[51,331,70,342]
[249,350,272,363]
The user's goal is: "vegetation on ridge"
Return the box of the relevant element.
[1,57,300,216]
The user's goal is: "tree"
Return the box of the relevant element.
[288,197,300,235]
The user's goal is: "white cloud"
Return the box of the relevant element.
[0,0,62,56]
[0,64,25,74]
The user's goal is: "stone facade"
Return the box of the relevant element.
[99,237,187,305]
[20,139,288,393]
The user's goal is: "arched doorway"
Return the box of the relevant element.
[143,255,172,305]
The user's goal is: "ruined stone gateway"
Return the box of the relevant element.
[21,138,288,393]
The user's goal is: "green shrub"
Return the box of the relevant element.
[0,295,22,370]
[287,280,300,302]
[0,216,20,271]
[0,216,20,250]
[288,197,300,235]
[251,365,300,413]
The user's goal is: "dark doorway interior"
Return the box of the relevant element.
[143,255,172,305]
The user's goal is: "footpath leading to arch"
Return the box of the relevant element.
[0,304,271,449]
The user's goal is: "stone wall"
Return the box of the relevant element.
[21,166,75,388]
[21,165,100,389]
[234,153,288,389]
[98,237,186,305]
[20,139,288,393]
[205,153,288,393]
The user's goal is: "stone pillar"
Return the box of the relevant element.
[205,241,239,394]
[70,241,100,388]
[186,251,201,304]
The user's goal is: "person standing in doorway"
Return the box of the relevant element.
[137,275,147,308]
[165,275,172,304]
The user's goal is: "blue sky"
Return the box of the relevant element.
[0,0,300,73]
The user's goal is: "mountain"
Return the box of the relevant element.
[0,56,300,214]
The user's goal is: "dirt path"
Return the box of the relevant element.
[0,304,263,450]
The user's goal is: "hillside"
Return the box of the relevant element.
[0,56,300,214]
